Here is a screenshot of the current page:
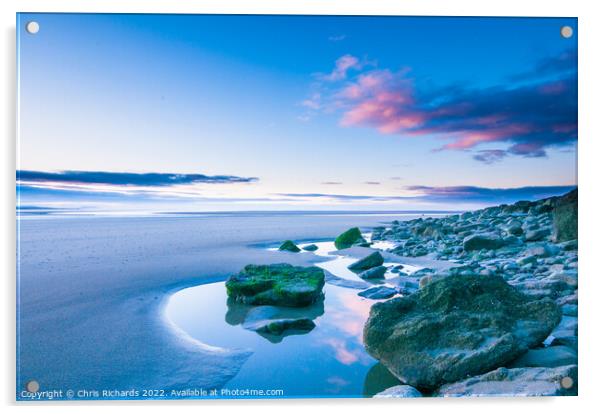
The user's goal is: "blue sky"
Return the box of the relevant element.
[17,14,577,212]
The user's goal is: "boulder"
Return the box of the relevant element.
[553,189,577,242]
[435,365,577,397]
[334,227,366,249]
[509,346,577,368]
[226,264,325,307]
[348,252,384,271]
[374,385,422,398]
[525,229,549,242]
[358,286,397,299]
[505,220,524,236]
[278,240,301,252]
[358,266,387,279]
[463,233,505,251]
[363,274,561,390]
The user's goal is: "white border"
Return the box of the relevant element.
[2,1,601,413]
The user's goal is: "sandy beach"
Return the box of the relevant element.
[17,212,431,396]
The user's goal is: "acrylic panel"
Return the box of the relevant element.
[16,13,578,400]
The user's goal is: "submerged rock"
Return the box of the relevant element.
[278,240,301,252]
[553,189,577,242]
[226,264,325,307]
[358,266,387,279]
[363,274,561,390]
[435,365,577,397]
[302,244,318,251]
[348,252,384,271]
[463,233,505,251]
[374,385,423,398]
[334,227,366,249]
[358,286,397,299]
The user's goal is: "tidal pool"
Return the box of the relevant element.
[165,237,414,397]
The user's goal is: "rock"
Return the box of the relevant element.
[302,244,318,251]
[359,266,387,279]
[334,227,366,249]
[553,189,577,242]
[527,243,560,257]
[373,385,422,398]
[363,274,562,390]
[226,264,325,307]
[278,240,301,252]
[505,220,524,236]
[559,240,578,251]
[358,286,397,299]
[509,346,577,368]
[463,233,505,251]
[561,304,578,316]
[348,251,384,271]
[435,365,577,397]
[516,255,537,266]
[525,229,549,242]
[545,316,578,350]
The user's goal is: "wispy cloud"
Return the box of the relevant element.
[317,54,368,82]
[364,181,381,185]
[472,149,508,164]
[321,181,343,185]
[328,34,346,42]
[307,50,577,162]
[17,170,257,186]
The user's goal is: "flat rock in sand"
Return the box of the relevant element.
[436,365,577,397]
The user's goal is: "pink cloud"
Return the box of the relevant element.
[328,58,576,159]
[323,338,360,365]
[321,54,363,82]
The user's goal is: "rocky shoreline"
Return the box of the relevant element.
[366,189,578,397]
[223,189,577,397]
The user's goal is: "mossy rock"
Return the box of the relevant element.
[363,274,561,390]
[334,227,366,249]
[226,263,325,307]
[278,240,301,252]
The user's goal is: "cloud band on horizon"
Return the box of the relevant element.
[277,184,574,204]
[17,170,258,186]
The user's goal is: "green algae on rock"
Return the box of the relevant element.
[226,263,325,307]
[363,274,561,390]
[334,227,366,249]
[278,240,301,252]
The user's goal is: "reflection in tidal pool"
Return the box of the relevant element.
[166,280,401,397]
[165,237,408,397]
